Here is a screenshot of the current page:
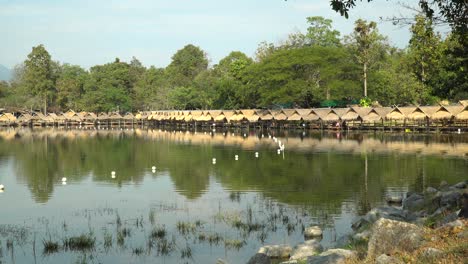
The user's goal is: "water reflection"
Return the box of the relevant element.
[0,128,466,207]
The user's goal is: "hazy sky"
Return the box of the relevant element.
[0,0,423,69]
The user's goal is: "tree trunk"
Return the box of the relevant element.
[363,62,367,98]
[44,96,47,115]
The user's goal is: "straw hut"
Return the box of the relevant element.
[34,112,54,125]
[315,108,341,122]
[455,105,468,120]
[191,110,203,122]
[184,111,194,122]
[230,110,245,123]
[17,113,33,126]
[241,109,261,123]
[97,113,109,125]
[298,109,320,122]
[0,113,17,124]
[407,107,430,121]
[458,100,468,107]
[214,111,227,123]
[431,106,456,120]
[258,110,273,122]
[444,105,464,118]
[223,110,236,123]
[64,110,77,119]
[273,110,288,121]
[207,110,222,122]
[341,107,371,121]
[386,107,415,120]
[123,112,135,125]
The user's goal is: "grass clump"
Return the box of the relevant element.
[42,239,60,254]
[224,239,245,250]
[63,234,96,251]
[176,221,196,236]
[180,244,193,259]
[150,226,167,239]
[132,246,144,256]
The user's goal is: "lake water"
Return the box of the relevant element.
[0,128,467,263]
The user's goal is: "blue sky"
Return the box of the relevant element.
[0,0,424,69]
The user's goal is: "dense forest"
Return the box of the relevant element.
[0,14,466,113]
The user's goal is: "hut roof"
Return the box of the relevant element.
[419,106,440,117]
[431,106,459,120]
[287,110,303,121]
[301,110,320,121]
[231,111,245,122]
[184,112,193,122]
[97,113,109,120]
[273,110,288,121]
[341,108,360,121]
[35,112,54,122]
[373,107,392,118]
[296,109,312,117]
[333,108,349,118]
[459,100,468,107]
[386,107,415,120]
[282,109,297,117]
[259,110,273,121]
[445,105,464,116]
[313,109,332,119]
[214,112,227,122]
[0,113,16,122]
[455,105,468,120]
[17,113,33,122]
[242,109,261,122]
[407,107,428,120]
[362,109,382,122]
[109,112,123,120]
[64,110,77,118]
[322,109,341,122]
[123,113,134,120]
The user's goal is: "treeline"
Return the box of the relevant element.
[0,16,466,113]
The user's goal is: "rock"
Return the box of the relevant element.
[375,254,404,264]
[440,191,461,208]
[351,218,370,231]
[386,195,403,204]
[289,239,323,260]
[353,229,371,241]
[280,260,298,264]
[307,249,357,264]
[258,245,292,259]
[453,181,467,189]
[367,218,425,259]
[426,187,438,194]
[459,193,468,218]
[442,219,464,228]
[365,206,416,223]
[420,247,443,259]
[304,226,323,238]
[247,253,271,264]
[403,193,425,212]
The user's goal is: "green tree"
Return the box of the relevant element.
[346,19,388,98]
[23,44,57,114]
[166,44,208,87]
[56,64,88,110]
[304,16,341,46]
[254,41,276,62]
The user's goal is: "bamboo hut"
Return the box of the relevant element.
[298,109,320,123]
[123,112,135,125]
[223,110,235,123]
[48,113,66,125]
[459,100,468,107]
[17,113,33,126]
[0,113,16,126]
[431,106,456,120]
[407,107,430,121]
[386,107,415,120]
[64,110,77,119]
[230,110,246,125]
[35,112,54,126]
[241,109,261,124]
[455,105,468,121]
[258,110,273,123]
[184,111,193,122]
[191,110,203,123]
[213,111,227,124]
[316,109,340,122]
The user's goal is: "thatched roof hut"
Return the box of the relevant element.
[242,109,261,122]
[191,110,203,121]
[299,109,320,121]
[407,107,429,120]
[258,110,273,121]
[35,112,54,122]
[64,110,77,118]
[223,110,235,122]
[17,113,33,123]
[386,107,415,120]
[0,113,17,122]
[459,100,468,107]
[214,111,227,122]
[230,110,245,122]
[108,112,123,120]
[455,105,468,120]
[315,108,341,122]
[286,109,302,121]
[273,110,288,121]
[184,111,193,122]
[431,106,462,120]
[123,112,134,120]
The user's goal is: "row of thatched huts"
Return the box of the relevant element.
[1,100,468,130]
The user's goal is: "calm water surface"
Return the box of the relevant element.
[0,128,467,264]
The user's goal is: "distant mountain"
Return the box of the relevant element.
[0,65,12,81]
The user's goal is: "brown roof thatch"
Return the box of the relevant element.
[362,109,383,122]
[431,106,455,120]
[455,106,468,120]
[0,113,16,122]
[407,107,428,120]
[241,109,261,122]
[386,107,415,120]
[258,110,273,121]
[459,100,468,107]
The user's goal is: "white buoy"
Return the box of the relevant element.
[235,155,239,160]
[243,133,246,137]
[0,184,4,190]
[111,171,116,178]
[458,129,461,134]
[212,158,216,164]
[277,149,281,154]
[255,152,259,158]
[112,175,116,178]
[62,177,67,182]
[152,166,156,170]
[62,181,67,185]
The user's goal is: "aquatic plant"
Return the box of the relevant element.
[176,221,196,236]
[150,226,167,239]
[180,244,192,259]
[156,236,176,256]
[42,239,60,254]
[63,234,96,251]
[103,232,112,249]
[132,246,144,256]
[224,239,245,250]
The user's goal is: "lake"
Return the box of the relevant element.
[0,128,467,263]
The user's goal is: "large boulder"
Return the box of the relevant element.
[258,245,292,259]
[367,218,425,259]
[247,253,271,264]
[440,191,461,209]
[289,239,323,260]
[403,193,425,212]
[304,226,323,238]
[353,206,416,226]
[306,249,357,264]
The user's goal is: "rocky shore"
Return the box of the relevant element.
[246,180,468,264]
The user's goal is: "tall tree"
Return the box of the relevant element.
[166,44,208,87]
[23,45,57,114]
[347,19,387,98]
[56,64,88,110]
[304,16,341,46]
